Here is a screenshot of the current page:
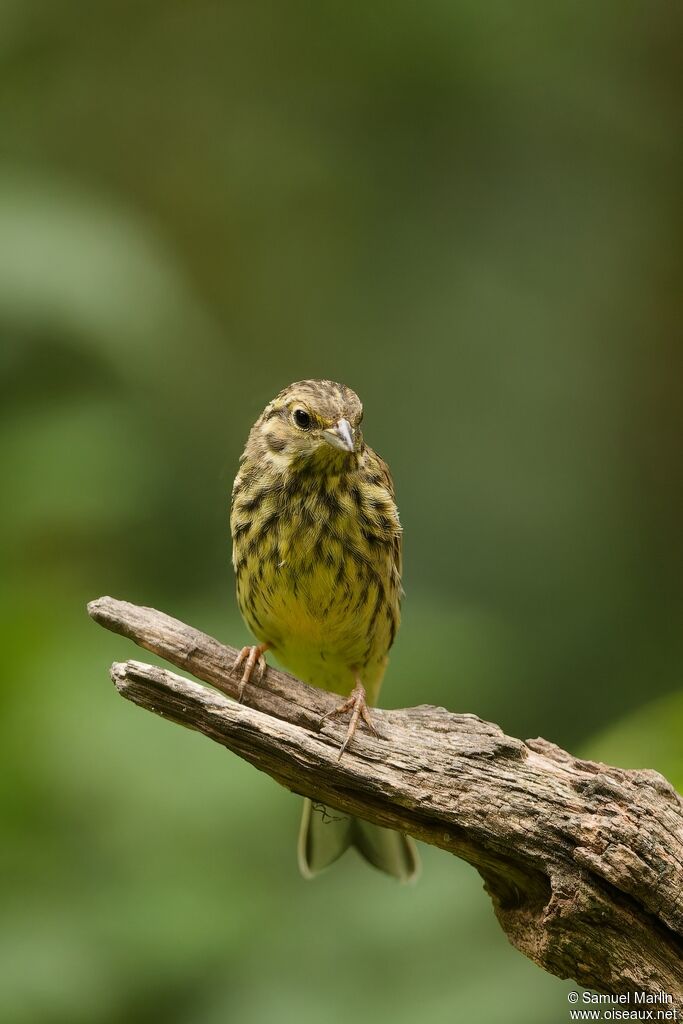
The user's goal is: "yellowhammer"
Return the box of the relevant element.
[230,379,419,881]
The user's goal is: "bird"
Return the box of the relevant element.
[230,379,419,882]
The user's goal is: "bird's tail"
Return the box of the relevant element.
[297,798,420,882]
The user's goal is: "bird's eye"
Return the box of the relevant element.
[293,408,312,429]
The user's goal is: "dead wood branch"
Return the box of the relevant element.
[88,596,683,1004]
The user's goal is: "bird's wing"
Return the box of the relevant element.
[363,445,403,583]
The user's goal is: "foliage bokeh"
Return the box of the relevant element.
[1,3,681,1021]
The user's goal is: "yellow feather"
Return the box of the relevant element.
[230,379,418,882]
[231,379,401,705]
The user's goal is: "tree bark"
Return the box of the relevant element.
[88,596,683,1004]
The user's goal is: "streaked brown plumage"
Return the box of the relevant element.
[230,379,418,881]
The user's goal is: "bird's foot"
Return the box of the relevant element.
[320,680,384,759]
[232,643,269,701]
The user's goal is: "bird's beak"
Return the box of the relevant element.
[322,418,355,453]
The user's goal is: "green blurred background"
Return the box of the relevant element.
[1,2,681,1021]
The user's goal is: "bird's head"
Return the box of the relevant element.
[250,379,364,473]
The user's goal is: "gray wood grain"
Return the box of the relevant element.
[88,596,683,1003]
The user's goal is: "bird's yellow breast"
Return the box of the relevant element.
[231,455,401,704]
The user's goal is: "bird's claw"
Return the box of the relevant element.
[232,644,268,701]
[320,680,385,759]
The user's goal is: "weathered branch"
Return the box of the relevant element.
[88,596,683,1004]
